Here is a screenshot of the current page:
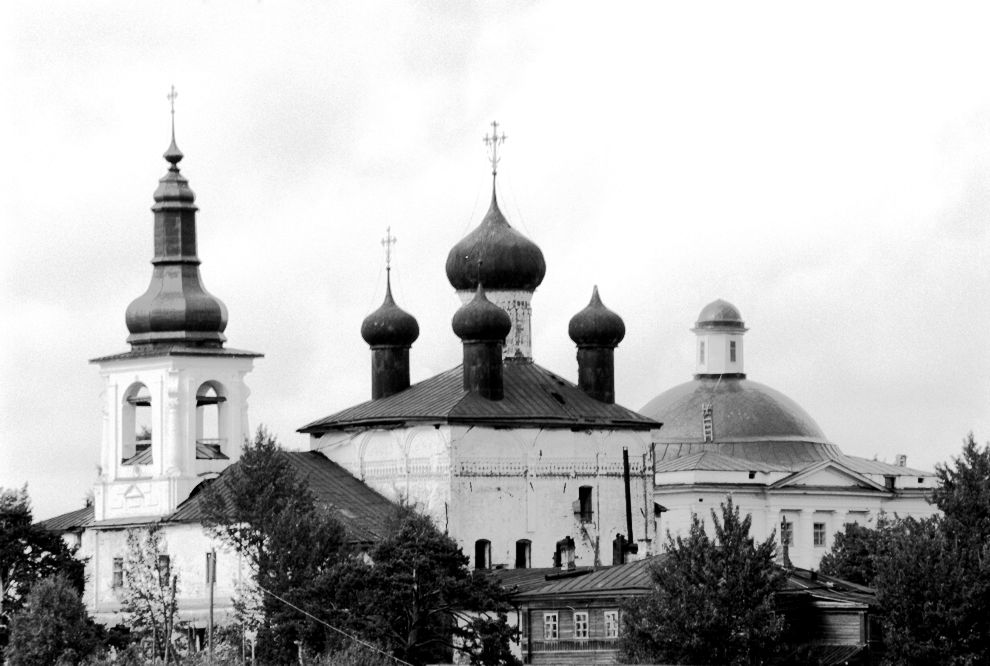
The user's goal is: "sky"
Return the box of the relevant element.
[4,2,990,520]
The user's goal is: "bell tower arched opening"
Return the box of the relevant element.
[195,382,227,458]
[122,383,152,464]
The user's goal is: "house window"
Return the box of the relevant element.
[729,340,737,363]
[474,539,491,570]
[604,610,619,639]
[158,554,171,581]
[112,557,124,588]
[574,611,589,639]
[515,539,531,569]
[782,520,794,546]
[813,522,826,547]
[543,612,558,640]
[699,340,706,364]
[578,486,593,523]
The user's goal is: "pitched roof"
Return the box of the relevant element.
[123,441,228,466]
[300,360,659,433]
[654,451,793,473]
[36,505,94,532]
[169,451,395,543]
[841,455,933,477]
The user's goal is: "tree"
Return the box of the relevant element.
[0,486,85,652]
[118,527,179,663]
[200,426,348,662]
[5,573,103,666]
[819,515,900,586]
[327,505,520,666]
[619,497,786,665]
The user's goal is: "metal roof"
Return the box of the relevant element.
[36,505,94,532]
[301,360,659,433]
[655,440,842,473]
[642,377,828,443]
[169,451,395,543]
[90,346,262,364]
[39,452,395,544]
[654,451,794,473]
[122,441,228,466]
[841,455,933,477]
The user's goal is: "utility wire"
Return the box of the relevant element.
[256,584,413,666]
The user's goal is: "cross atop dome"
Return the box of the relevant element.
[483,121,507,177]
[381,226,397,271]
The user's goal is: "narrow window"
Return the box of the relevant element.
[729,340,737,363]
[515,539,531,569]
[578,486,593,523]
[699,340,706,364]
[604,610,619,639]
[884,475,896,490]
[780,518,794,547]
[112,557,124,588]
[158,554,171,581]
[543,612,558,640]
[474,539,491,570]
[813,522,826,547]
[574,611,589,639]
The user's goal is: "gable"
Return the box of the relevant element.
[771,460,887,492]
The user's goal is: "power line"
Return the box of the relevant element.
[255,584,413,666]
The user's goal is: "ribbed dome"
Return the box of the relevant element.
[694,299,746,331]
[361,277,419,348]
[445,190,546,292]
[641,376,831,448]
[569,286,625,347]
[125,136,228,348]
[452,284,511,341]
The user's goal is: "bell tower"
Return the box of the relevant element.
[90,88,262,521]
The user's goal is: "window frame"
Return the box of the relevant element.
[813,522,826,547]
[543,612,559,640]
[474,539,491,570]
[578,486,593,523]
[604,610,619,639]
[729,340,737,363]
[574,611,589,639]
[112,557,124,588]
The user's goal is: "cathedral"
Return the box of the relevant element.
[41,113,938,632]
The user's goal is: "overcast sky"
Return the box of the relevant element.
[5,2,990,520]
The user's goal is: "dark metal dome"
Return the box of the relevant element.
[641,376,828,444]
[568,286,625,347]
[452,284,511,341]
[445,190,546,292]
[361,275,420,348]
[694,299,746,331]
[125,135,228,348]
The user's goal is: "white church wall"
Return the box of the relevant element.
[82,522,246,627]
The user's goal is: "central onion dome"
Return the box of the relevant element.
[445,190,546,292]
[641,300,839,467]
[569,286,626,347]
[452,283,512,341]
[361,276,420,348]
[125,133,228,348]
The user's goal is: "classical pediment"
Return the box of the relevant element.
[770,460,888,492]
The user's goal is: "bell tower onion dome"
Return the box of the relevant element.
[361,275,420,348]
[125,110,228,349]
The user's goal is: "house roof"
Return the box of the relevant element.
[39,452,396,544]
[514,556,877,608]
[300,360,659,433]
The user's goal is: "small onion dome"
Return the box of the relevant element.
[452,283,511,341]
[361,278,420,347]
[693,299,747,332]
[445,191,546,291]
[569,286,626,347]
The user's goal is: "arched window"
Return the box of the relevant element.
[474,539,491,570]
[515,539,531,569]
[122,383,152,464]
[195,383,227,459]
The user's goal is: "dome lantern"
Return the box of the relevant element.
[692,299,747,377]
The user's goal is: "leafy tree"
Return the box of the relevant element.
[200,426,348,662]
[932,433,990,543]
[619,497,786,665]
[5,573,103,666]
[0,486,85,652]
[819,515,898,586]
[327,505,520,666]
[118,527,179,663]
